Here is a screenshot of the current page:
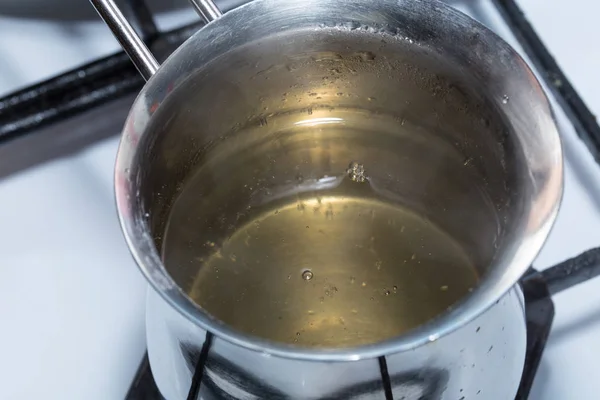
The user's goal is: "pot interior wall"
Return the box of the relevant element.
[134,24,527,346]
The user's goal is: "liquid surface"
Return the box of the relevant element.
[191,194,475,348]
[162,111,481,349]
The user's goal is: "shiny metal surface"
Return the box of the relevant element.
[90,0,221,81]
[90,0,159,81]
[188,0,222,21]
[147,286,526,399]
[110,0,563,398]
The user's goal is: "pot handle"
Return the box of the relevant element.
[89,0,222,81]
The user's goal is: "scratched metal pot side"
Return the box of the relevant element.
[90,0,563,399]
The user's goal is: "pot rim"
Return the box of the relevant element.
[114,0,563,361]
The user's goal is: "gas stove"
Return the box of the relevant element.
[1,1,599,399]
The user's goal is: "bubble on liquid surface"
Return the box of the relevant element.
[501,95,509,104]
[302,270,314,281]
[347,162,367,182]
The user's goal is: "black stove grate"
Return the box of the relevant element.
[1,0,600,399]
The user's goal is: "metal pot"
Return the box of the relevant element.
[92,0,563,398]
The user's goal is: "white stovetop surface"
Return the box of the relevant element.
[0,1,599,399]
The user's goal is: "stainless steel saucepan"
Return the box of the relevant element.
[91,0,563,398]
